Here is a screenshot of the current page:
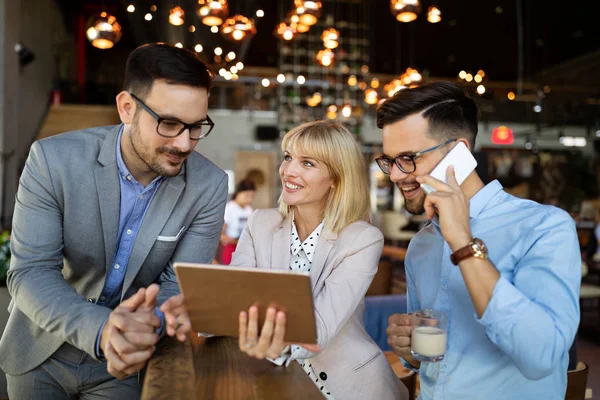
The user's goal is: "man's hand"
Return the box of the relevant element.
[159,294,191,342]
[417,166,472,251]
[100,288,161,379]
[386,313,413,358]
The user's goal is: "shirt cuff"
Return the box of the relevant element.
[400,356,420,373]
[155,307,165,336]
[267,345,292,366]
[95,317,109,359]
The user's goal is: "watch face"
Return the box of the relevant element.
[471,238,488,259]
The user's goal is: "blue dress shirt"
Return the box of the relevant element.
[403,180,581,400]
[95,128,164,356]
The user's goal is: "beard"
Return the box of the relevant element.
[129,118,190,178]
[399,185,426,215]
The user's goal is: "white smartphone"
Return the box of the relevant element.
[420,141,477,194]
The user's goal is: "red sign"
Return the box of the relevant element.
[491,126,514,145]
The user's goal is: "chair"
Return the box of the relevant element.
[364,294,407,351]
[565,362,589,400]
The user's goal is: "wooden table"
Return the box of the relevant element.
[142,335,324,399]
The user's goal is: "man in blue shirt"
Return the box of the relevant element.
[378,82,581,399]
[1,44,228,398]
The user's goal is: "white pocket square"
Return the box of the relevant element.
[157,226,186,242]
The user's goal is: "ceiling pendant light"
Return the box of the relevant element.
[321,28,340,49]
[293,0,322,26]
[220,15,257,41]
[287,11,310,33]
[274,22,297,41]
[427,6,441,23]
[390,0,421,23]
[85,12,122,49]
[169,6,185,26]
[197,0,229,27]
[316,48,334,66]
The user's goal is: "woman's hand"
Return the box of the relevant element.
[239,305,287,359]
[238,305,321,359]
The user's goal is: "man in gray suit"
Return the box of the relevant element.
[0,43,228,398]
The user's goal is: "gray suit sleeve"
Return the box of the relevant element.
[156,174,228,306]
[7,142,111,357]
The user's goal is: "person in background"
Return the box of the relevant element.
[220,179,256,264]
[0,43,228,399]
[228,121,407,400]
[378,82,581,399]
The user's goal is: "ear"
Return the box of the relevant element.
[456,138,472,152]
[116,91,135,124]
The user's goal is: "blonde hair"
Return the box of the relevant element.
[278,121,370,233]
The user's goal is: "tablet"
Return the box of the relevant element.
[174,262,318,344]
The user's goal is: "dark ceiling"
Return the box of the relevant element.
[55,0,600,83]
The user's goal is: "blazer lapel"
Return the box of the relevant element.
[271,215,291,270]
[95,125,123,271]
[309,227,337,291]
[121,173,186,299]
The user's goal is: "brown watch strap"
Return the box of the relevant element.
[450,244,474,265]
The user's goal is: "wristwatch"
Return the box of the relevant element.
[450,238,488,265]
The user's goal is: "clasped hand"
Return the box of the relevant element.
[100,284,192,379]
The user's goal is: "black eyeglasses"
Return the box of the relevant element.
[129,93,214,140]
[375,139,457,174]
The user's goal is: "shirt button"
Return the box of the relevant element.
[87,297,95,303]
[441,279,447,285]
[139,195,143,199]
[440,364,447,372]
[99,296,106,301]
[114,264,120,269]
[126,229,132,235]
[126,175,132,181]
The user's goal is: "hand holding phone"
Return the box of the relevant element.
[420,142,477,194]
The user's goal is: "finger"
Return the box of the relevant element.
[122,331,160,348]
[247,306,259,345]
[175,314,192,342]
[159,294,185,313]
[128,311,162,329]
[142,284,160,311]
[422,195,437,220]
[417,174,452,192]
[238,311,248,351]
[446,165,460,189]
[117,288,146,312]
[118,346,155,367]
[109,328,139,356]
[270,311,287,351]
[386,325,412,338]
[388,313,412,327]
[105,341,128,380]
[110,312,159,334]
[122,361,148,378]
[255,308,277,358]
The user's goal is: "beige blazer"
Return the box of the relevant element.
[231,209,408,400]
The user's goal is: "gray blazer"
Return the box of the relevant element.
[0,125,228,375]
[231,209,408,400]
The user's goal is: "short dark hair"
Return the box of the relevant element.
[233,179,256,198]
[123,43,214,99]
[376,81,479,148]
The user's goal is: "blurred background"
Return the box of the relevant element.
[0,0,599,398]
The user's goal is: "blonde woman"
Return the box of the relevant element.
[231,121,408,400]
